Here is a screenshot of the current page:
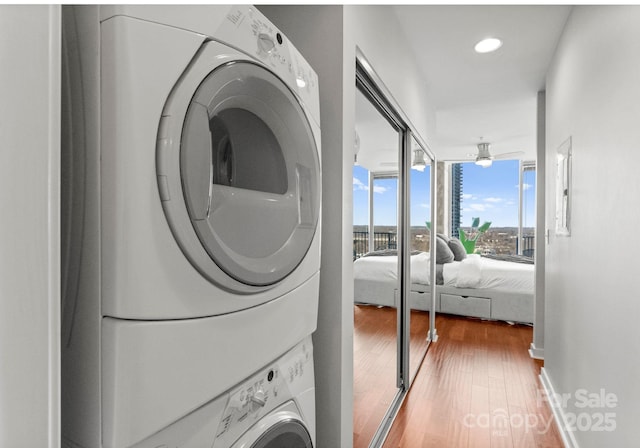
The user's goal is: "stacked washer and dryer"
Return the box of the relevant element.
[61,5,320,448]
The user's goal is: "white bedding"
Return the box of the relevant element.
[353,252,533,293]
[352,252,431,285]
[442,254,533,292]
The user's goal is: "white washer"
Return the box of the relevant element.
[61,5,320,448]
[130,337,315,448]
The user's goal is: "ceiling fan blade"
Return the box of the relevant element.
[440,158,475,163]
[493,150,525,160]
[437,153,476,162]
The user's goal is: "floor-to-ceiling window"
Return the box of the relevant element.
[449,159,535,257]
[520,162,536,257]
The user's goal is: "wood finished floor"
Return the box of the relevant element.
[354,309,564,448]
[353,305,431,448]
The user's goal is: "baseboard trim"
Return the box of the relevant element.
[529,342,544,360]
[539,367,580,448]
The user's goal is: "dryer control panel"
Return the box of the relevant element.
[212,338,313,448]
[216,5,321,127]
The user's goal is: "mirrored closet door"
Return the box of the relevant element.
[352,54,437,448]
[406,138,434,383]
[352,87,400,448]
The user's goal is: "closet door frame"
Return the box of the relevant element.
[355,49,438,448]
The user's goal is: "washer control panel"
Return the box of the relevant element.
[212,339,313,448]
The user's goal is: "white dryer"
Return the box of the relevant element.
[61,5,320,448]
[100,5,321,319]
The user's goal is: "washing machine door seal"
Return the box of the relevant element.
[246,419,313,448]
[158,42,320,292]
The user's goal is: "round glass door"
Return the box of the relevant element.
[248,419,313,448]
[176,61,320,287]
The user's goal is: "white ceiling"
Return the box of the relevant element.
[355,5,572,170]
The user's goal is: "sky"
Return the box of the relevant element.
[461,160,536,228]
[353,164,431,227]
[353,160,536,228]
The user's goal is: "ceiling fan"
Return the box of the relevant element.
[460,142,524,168]
[377,148,428,171]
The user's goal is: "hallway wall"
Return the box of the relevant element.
[544,6,640,447]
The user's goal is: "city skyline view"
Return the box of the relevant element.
[353,159,536,228]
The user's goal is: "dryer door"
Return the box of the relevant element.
[159,55,320,291]
[248,419,313,448]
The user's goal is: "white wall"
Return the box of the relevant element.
[260,6,435,448]
[544,6,640,447]
[0,5,60,448]
[344,6,436,147]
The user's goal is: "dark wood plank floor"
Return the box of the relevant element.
[382,314,564,448]
[353,305,431,448]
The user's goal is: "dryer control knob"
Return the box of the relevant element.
[251,389,267,407]
[258,33,275,54]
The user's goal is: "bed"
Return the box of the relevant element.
[353,251,433,310]
[353,250,534,323]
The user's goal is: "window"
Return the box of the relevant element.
[450,159,535,256]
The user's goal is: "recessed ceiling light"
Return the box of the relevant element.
[474,37,503,54]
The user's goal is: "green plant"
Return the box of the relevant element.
[458,217,491,254]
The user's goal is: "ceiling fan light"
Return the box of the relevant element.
[475,158,493,168]
[474,37,502,54]
[412,149,426,170]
